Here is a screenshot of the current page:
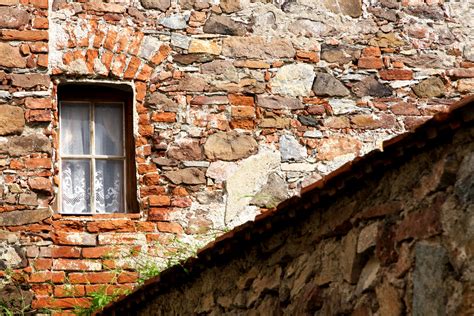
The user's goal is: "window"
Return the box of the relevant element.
[58,85,137,214]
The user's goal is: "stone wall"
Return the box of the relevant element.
[0,0,473,312]
[117,117,474,315]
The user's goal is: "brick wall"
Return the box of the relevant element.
[0,0,473,313]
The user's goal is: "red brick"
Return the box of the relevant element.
[135,222,156,232]
[151,44,171,65]
[104,30,117,51]
[86,220,135,233]
[143,173,160,186]
[379,69,413,80]
[52,232,96,246]
[32,258,52,270]
[295,50,319,63]
[136,64,153,81]
[85,284,133,296]
[230,119,255,130]
[149,195,171,207]
[0,30,48,41]
[362,46,381,57]
[351,114,396,129]
[52,259,102,271]
[25,109,51,122]
[32,297,90,309]
[151,112,176,123]
[171,197,192,208]
[25,158,51,169]
[228,94,254,106]
[117,271,138,283]
[156,222,183,234]
[29,271,65,283]
[82,246,116,259]
[358,57,384,69]
[148,208,170,221]
[98,233,145,245]
[123,56,141,79]
[28,177,52,192]
[68,272,115,284]
[231,106,255,119]
[137,163,157,175]
[25,97,52,109]
[54,285,86,298]
[29,0,48,8]
[31,284,52,296]
[33,17,48,29]
[51,246,81,258]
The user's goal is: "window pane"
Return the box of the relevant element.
[95,103,123,156]
[95,160,124,213]
[61,159,91,214]
[60,103,90,155]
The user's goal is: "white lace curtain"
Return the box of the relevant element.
[60,103,124,214]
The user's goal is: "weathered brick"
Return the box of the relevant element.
[53,232,96,246]
[54,285,86,298]
[156,222,183,234]
[29,271,65,283]
[86,220,135,233]
[151,112,176,122]
[68,271,115,284]
[149,195,171,207]
[51,246,81,258]
[52,259,102,271]
[379,69,413,80]
[358,57,384,69]
[25,109,51,122]
[25,97,52,109]
[32,297,90,309]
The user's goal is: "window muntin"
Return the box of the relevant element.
[59,101,127,214]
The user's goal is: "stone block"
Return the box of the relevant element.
[0,105,25,136]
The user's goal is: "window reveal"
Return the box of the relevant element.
[58,85,137,214]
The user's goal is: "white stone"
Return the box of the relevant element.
[279,134,307,162]
[225,150,280,224]
[328,99,368,115]
[171,33,191,49]
[281,163,317,172]
[206,161,239,182]
[139,36,162,59]
[303,130,323,138]
[12,91,51,98]
[182,161,210,168]
[389,80,418,89]
[159,13,189,30]
[271,64,315,97]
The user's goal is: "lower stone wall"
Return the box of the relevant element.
[133,125,473,315]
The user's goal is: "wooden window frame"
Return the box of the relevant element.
[58,85,138,214]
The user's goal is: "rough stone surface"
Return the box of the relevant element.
[272,64,315,97]
[141,0,170,10]
[280,135,307,162]
[222,37,295,59]
[352,77,392,97]
[256,95,303,110]
[203,15,246,36]
[0,208,51,226]
[167,139,202,161]
[164,168,206,185]
[250,173,289,209]
[0,134,51,156]
[312,73,350,97]
[0,105,25,136]
[204,132,258,161]
[0,43,26,68]
[413,243,447,316]
[412,77,446,98]
[0,7,29,29]
[225,150,280,224]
